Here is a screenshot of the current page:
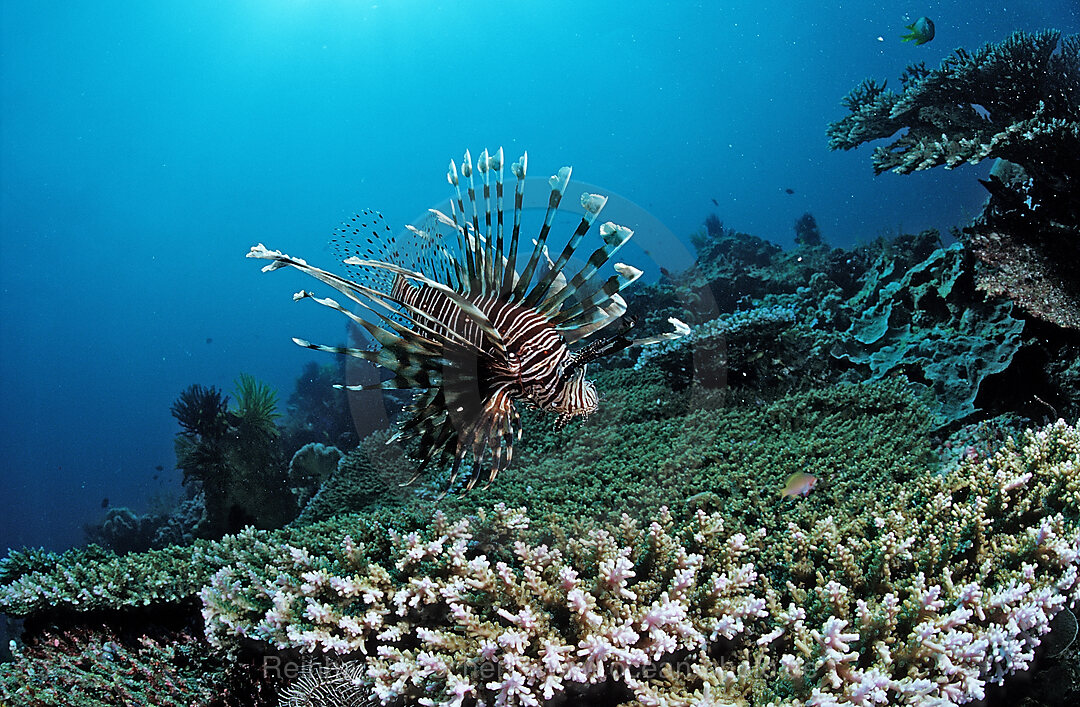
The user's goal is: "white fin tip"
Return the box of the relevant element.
[549,166,572,193]
[580,193,608,214]
[511,152,528,179]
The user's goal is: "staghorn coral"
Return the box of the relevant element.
[200,504,767,706]
[189,420,1080,706]
[0,378,937,619]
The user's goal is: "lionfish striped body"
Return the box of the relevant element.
[249,148,686,492]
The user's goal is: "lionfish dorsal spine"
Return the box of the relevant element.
[491,147,506,293]
[476,148,496,293]
[552,259,642,331]
[538,221,634,319]
[463,150,482,244]
[501,152,528,298]
[425,209,468,290]
[526,191,609,311]
[447,158,478,292]
[460,150,486,292]
[511,165,572,303]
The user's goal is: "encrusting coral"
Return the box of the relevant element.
[831,243,1025,426]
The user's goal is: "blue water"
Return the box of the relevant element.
[1,0,1077,552]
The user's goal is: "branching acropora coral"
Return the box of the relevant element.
[3,411,1078,705]
[194,420,1080,705]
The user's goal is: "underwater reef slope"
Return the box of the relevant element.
[1,371,1079,705]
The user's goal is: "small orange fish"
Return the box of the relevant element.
[780,472,817,498]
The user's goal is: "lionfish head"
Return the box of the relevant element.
[552,366,599,431]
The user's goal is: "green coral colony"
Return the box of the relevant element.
[3,29,1080,707]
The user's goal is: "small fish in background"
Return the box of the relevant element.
[101,497,109,508]
[155,464,164,471]
[783,188,795,195]
[901,17,935,45]
[711,198,719,206]
[206,337,213,344]
[780,471,817,498]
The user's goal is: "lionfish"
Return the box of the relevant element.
[249,148,687,492]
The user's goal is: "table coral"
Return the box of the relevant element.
[828,29,1080,330]
[827,30,1078,186]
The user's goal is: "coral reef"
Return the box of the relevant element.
[794,212,823,247]
[2,356,1079,705]
[832,243,1025,425]
[828,30,1080,330]
[5,155,1080,705]
[199,504,767,705]
[288,442,344,509]
[173,375,297,538]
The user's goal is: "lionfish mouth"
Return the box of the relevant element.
[249,148,688,494]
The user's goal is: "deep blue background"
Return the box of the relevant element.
[2,1,1077,552]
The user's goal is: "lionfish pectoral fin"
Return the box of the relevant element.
[344,257,508,357]
[438,390,518,497]
[629,317,692,347]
